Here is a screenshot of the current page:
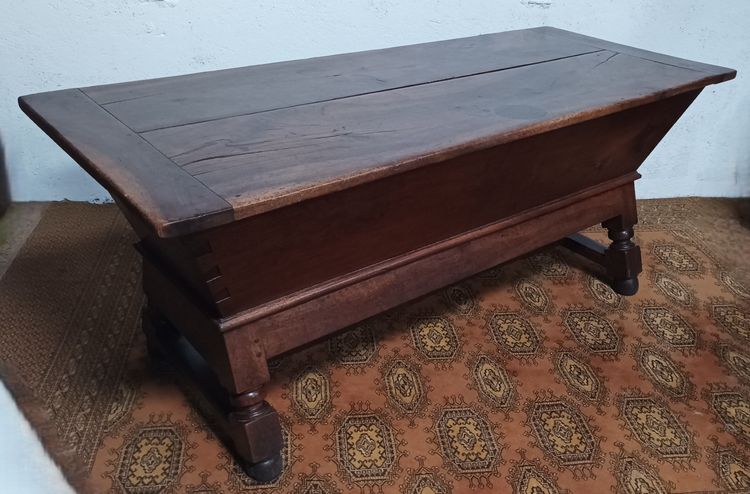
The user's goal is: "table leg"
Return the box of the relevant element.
[561,216,642,296]
[228,388,284,481]
[141,304,284,482]
[602,216,642,296]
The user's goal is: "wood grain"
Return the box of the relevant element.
[137,180,637,375]
[82,28,602,131]
[198,91,698,314]
[18,90,233,237]
[139,50,724,218]
[252,186,628,358]
[538,26,737,78]
[19,29,735,237]
[229,183,636,359]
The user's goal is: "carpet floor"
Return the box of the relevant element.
[0,199,749,494]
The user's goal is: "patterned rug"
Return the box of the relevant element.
[1,199,749,494]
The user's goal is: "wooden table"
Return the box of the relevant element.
[20,27,735,481]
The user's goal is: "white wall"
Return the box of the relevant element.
[1,0,748,201]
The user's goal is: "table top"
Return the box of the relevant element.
[20,27,735,237]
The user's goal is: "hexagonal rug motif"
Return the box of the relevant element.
[1,198,750,493]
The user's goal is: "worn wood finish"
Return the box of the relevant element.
[18,90,234,237]
[143,306,283,481]
[84,28,603,131]
[222,182,641,361]
[194,91,698,315]
[535,26,735,75]
[120,90,699,318]
[20,27,735,237]
[19,27,735,481]
[141,50,722,217]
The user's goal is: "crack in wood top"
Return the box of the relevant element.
[19,27,736,237]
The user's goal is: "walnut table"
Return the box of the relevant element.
[20,27,735,481]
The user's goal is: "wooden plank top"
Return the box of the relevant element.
[20,27,735,237]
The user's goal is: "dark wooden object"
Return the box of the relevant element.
[19,27,735,481]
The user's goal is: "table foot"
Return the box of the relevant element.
[611,276,639,296]
[243,453,284,483]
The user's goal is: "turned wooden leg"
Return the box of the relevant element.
[602,217,642,296]
[228,387,284,482]
[561,216,642,297]
[142,302,284,482]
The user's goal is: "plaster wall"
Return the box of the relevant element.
[1,0,748,201]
